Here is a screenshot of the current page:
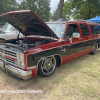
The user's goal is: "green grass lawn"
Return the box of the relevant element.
[1,50,100,100]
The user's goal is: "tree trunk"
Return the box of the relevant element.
[57,0,64,20]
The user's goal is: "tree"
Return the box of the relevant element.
[57,0,64,20]
[62,1,72,20]
[70,0,100,20]
[51,10,57,21]
[0,0,19,23]
[19,0,51,22]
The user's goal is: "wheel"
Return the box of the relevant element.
[38,56,56,77]
[92,43,98,55]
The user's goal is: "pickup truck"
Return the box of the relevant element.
[0,10,100,80]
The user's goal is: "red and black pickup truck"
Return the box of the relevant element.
[0,10,100,80]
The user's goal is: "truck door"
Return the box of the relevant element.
[61,23,83,63]
[79,24,93,51]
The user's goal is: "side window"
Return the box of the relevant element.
[66,24,80,38]
[90,25,100,34]
[80,24,90,36]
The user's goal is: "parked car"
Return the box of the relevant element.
[0,23,3,27]
[0,27,4,34]
[0,22,24,40]
[0,10,100,80]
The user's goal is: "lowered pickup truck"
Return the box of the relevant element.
[0,10,100,80]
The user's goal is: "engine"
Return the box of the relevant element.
[1,37,50,51]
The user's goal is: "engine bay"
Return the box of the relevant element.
[1,37,56,51]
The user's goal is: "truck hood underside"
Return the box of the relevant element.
[0,10,59,39]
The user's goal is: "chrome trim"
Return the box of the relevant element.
[0,46,23,54]
[5,64,32,80]
[0,51,17,59]
[0,45,25,69]
[0,56,25,69]
[17,53,25,69]
[0,56,17,66]
[28,66,37,70]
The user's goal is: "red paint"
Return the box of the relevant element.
[0,10,100,79]
[24,53,28,70]
[61,48,93,65]
[5,55,17,61]
[31,67,37,76]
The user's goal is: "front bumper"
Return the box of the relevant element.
[0,60,32,80]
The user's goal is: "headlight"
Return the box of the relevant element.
[19,54,24,60]
[20,62,24,67]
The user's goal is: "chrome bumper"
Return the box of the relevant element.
[0,60,32,80]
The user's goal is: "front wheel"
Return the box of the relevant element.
[38,56,56,77]
[92,43,98,55]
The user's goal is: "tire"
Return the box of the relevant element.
[92,43,98,55]
[38,56,56,77]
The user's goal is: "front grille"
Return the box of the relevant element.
[0,55,17,65]
[0,47,17,66]
[0,48,16,57]
[6,58,17,65]
[0,55,5,60]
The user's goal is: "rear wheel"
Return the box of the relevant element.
[92,43,98,55]
[38,56,56,77]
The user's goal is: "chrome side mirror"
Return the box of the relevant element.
[72,33,80,38]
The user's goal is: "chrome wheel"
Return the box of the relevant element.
[38,56,56,77]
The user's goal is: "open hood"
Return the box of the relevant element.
[0,10,59,39]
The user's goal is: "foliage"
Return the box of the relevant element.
[0,0,19,24]
[62,1,72,20]
[51,1,72,21]
[0,0,51,23]
[19,0,51,22]
[51,10,57,21]
[70,0,100,20]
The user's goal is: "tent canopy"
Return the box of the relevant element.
[88,16,100,22]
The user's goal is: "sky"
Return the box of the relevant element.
[50,0,67,12]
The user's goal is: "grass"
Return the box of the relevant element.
[1,50,100,100]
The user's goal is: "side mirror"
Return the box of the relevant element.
[72,33,80,38]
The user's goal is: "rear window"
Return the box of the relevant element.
[90,25,100,34]
[80,24,90,36]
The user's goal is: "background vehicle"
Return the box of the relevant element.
[0,22,24,41]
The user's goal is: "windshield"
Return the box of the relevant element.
[47,23,66,38]
[2,23,14,31]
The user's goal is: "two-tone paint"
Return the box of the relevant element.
[0,10,100,80]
